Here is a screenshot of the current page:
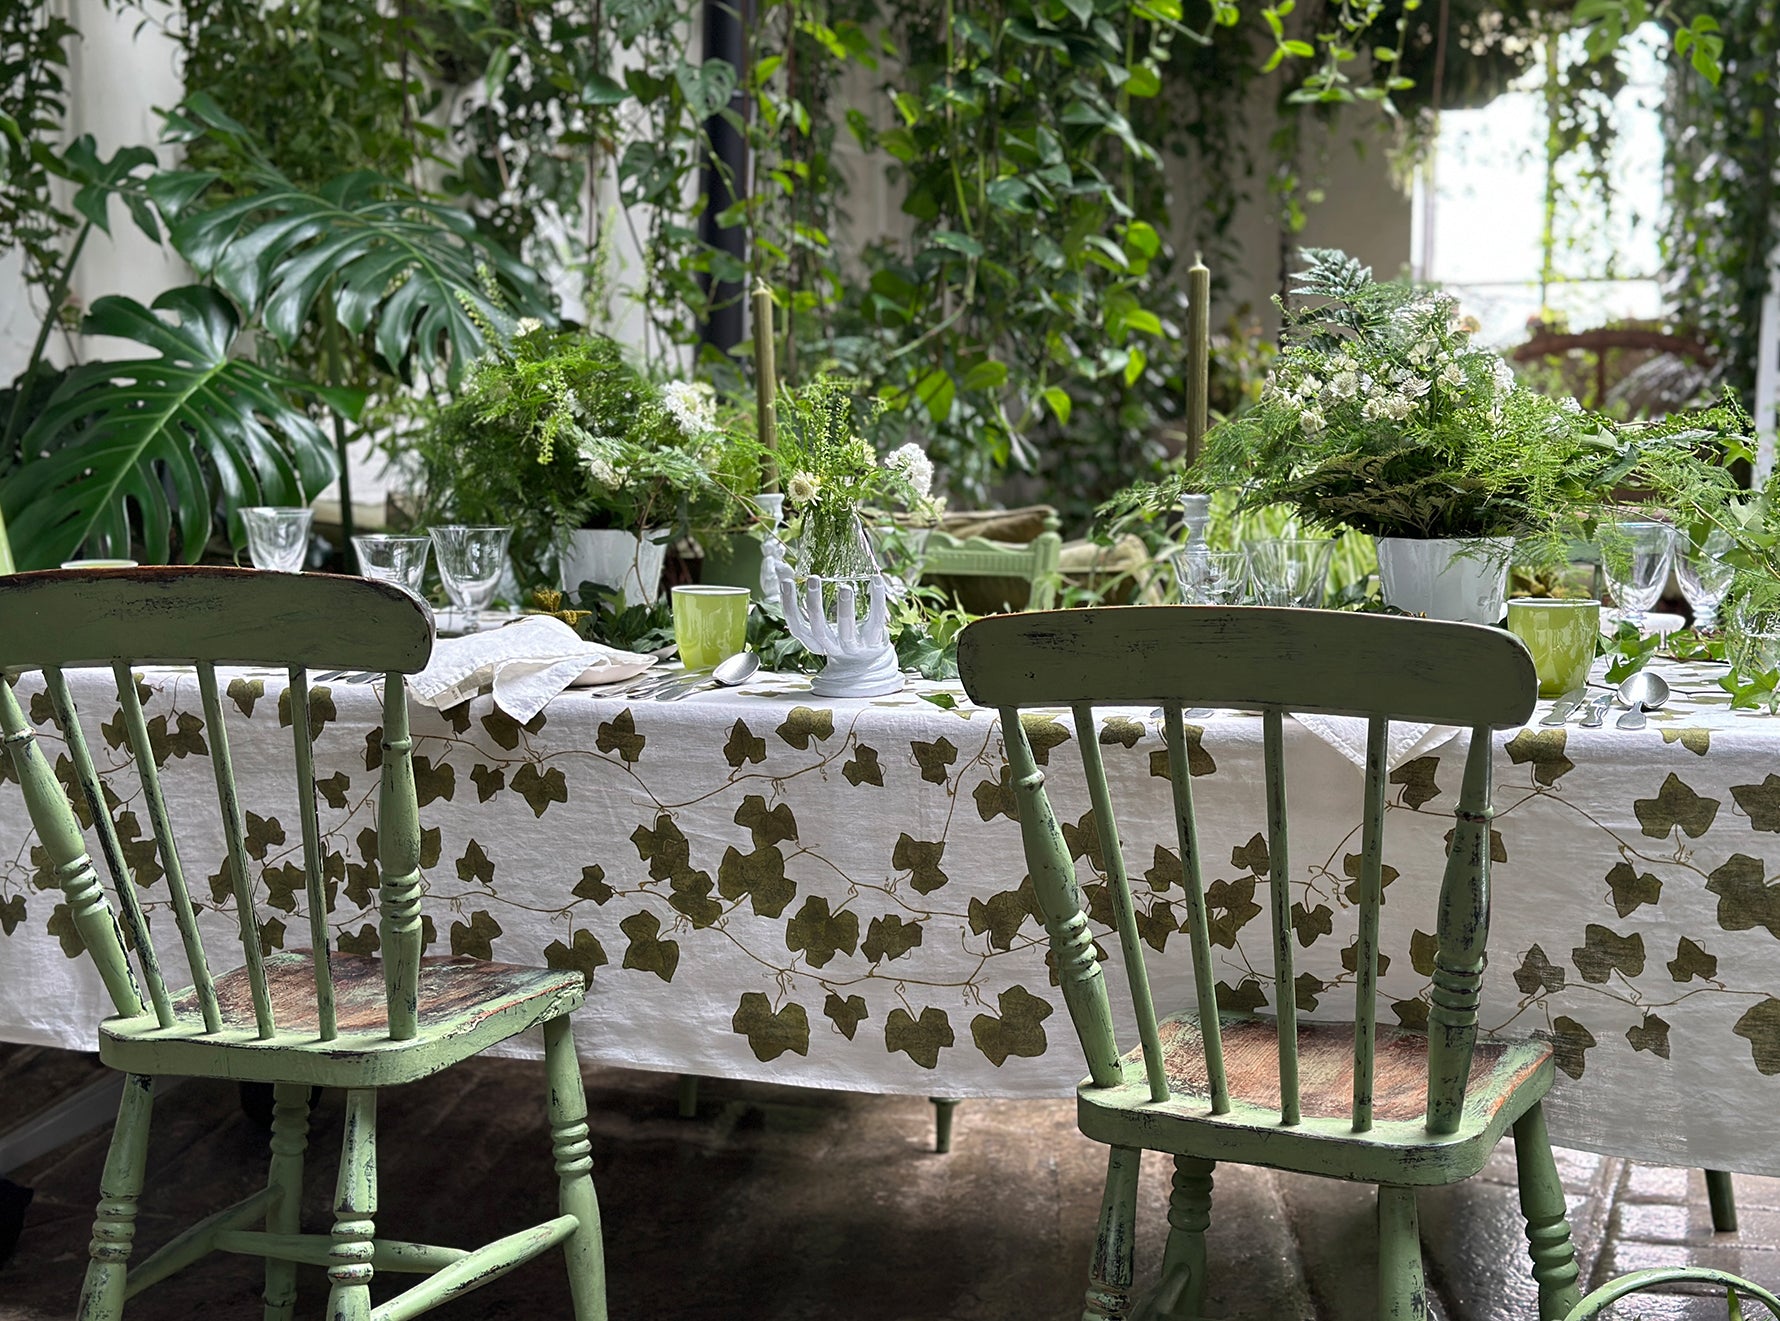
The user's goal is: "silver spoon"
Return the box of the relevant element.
[1615,670,1671,730]
[661,651,762,700]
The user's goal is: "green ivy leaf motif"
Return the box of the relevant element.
[1734,997,1780,1075]
[1503,729,1574,786]
[1061,808,1107,872]
[412,754,455,807]
[619,911,679,981]
[732,992,811,1062]
[735,795,797,849]
[442,704,472,735]
[146,711,207,766]
[1230,833,1269,876]
[632,813,693,881]
[785,896,859,968]
[1633,773,1720,839]
[29,689,53,726]
[1135,900,1182,953]
[1551,1015,1596,1080]
[842,744,884,787]
[1147,724,1215,780]
[101,709,127,752]
[1705,853,1780,939]
[315,771,350,810]
[1604,862,1663,917]
[480,708,527,751]
[1441,826,1507,864]
[1409,928,1439,977]
[1341,852,1402,904]
[823,992,869,1040]
[471,765,505,803]
[970,985,1053,1066]
[1513,944,1567,996]
[1392,998,1430,1031]
[245,810,285,861]
[0,895,24,936]
[1216,978,1267,1012]
[893,833,949,893]
[668,868,722,928]
[206,861,236,904]
[512,763,568,817]
[724,719,766,768]
[450,909,502,959]
[1341,938,1390,977]
[264,861,306,913]
[338,924,380,956]
[46,902,84,958]
[1099,716,1144,748]
[1204,876,1262,948]
[596,710,645,763]
[456,840,495,887]
[1081,881,1116,931]
[1145,846,1182,893]
[363,726,384,771]
[227,677,264,717]
[545,928,608,987]
[259,916,285,955]
[1018,713,1070,765]
[1295,972,1326,1013]
[968,877,1039,951]
[573,866,614,904]
[421,827,441,869]
[776,706,834,750]
[885,1005,954,1068]
[861,914,925,963]
[115,811,162,888]
[1291,901,1333,947]
[717,845,796,918]
[277,685,335,740]
[911,736,959,784]
[1668,936,1718,982]
[1732,774,1780,832]
[1571,924,1646,983]
[972,767,1019,822]
[1661,727,1711,757]
[1389,756,1442,808]
[1626,1014,1672,1059]
[29,844,57,891]
[420,915,438,952]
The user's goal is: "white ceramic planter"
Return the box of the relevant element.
[1375,536,1514,624]
[559,528,668,608]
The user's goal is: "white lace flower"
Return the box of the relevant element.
[1299,406,1326,434]
[884,442,934,498]
[1399,376,1431,401]
[1561,396,1583,413]
[1329,370,1360,399]
[1492,358,1515,392]
[788,471,821,504]
[1439,362,1465,388]
[515,317,544,336]
[580,450,620,486]
[1331,354,1357,372]
[661,380,718,437]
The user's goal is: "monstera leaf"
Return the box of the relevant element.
[2,286,346,568]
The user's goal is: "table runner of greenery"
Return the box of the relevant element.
[3,661,1779,1174]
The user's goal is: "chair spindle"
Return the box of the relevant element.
[1163,703,1229,1115]
[379,676,423,1040]
[1350,716,1389,1132]
[45,668,175,1028]
[1262,709,1300,1126]
[113,661,222,1032]
[1425,725,1495,1135]
[1072,704,1168,1104]
[288,666,338,1040]
[198,663,276,1040]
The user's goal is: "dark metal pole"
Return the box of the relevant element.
[699,0,748,357]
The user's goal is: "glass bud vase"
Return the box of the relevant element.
[795,505,881,584]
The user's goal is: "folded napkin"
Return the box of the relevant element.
[1291,713,1463,772]
[409,615,655,722]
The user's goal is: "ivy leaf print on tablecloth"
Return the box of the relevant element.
[450,909,502,959]
[1018,714,1070,765]
[480,707,545,751]
[885,1005,954,1068]
[1668,936,1718,982]
[0,896,24,936]
[1390,756,1442,808]
[1732,774,1780,832]
[596,710,645,763]
[1504,729,1574,786]
[1392,998,1429,1031]
[1135,900,1182,953]
[823,992,869,1040]
[969,878,1038,951]
[1661,727,1711,757]
[1061,809,1107,873]
[735,795,797,849]
[573,866,614,904]
[1217,978,1267,1013]
[471,765,505,803]
[633,813,693,881]
[1230,833,1269,876]
[363,727,383,771]
[1148,725,1216,780]
[1410,929,1439,976]
[1513,944,1567,996]
[411,755,455,807]
[1145,846,1182,894]
[1341,939,1389,977]
[733,992,811,1062]
[1552,1016,1596,1080]
[1099,716,1144,748]
[1571,925,1645,983]
[258,917,285,954]
[785,896,858,968]
[1627,1014,1672,1059]
[1204,877,1262,947]
[1704,854,1780,938]
[842,744,884,787]
[1291,902,1334,947]
[861,914,925,964]
[971,985,1053,1066]
[1634,773,1720,839]
[315,771,351,809]
[973,767,1019,822]
[276,685,335,740]
[1734,997,1780,1075]
[338,924,379,955]
[227,677,264,717]
[1342,852,1401,905]
[620,911,679,981]
[146,711,207,766]
[456,840,495,887]
[1295,972,1325,1012]
[46,902,84,957]
[443,705,472,735]
[512,763,568,817]
[263,862,304,913]
[724,718,766,768]
[545,928,608,987]
[912,736,958,784]
[718,845,796,918]
[893,833,949,894]
[245,811,286,860]
[1604,862,1663,918]
[776,707,833,750]
[668,867,722,929]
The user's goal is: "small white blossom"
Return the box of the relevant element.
[1297,375,1322,398]
[1492,358,1515,392]
[515,317,544,336]
[1399,376,1431,401]
[788,471,821,504]
[1331,354,1357,372]
[1329,370,1360,399]
[1560,396,1583,413]
[661,380,719,437]
[849,436,876,469]
[1439,362,1465,388]
[884,442,935,498]
[1299,406,1326,434]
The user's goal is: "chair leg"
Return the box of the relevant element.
[1153,1155,1214,1320]
[1376,1186,1428,1321]
[1706,1169,1738,1233]
[1513,1101,1582,1321]
[1083,1145,1140,1321]
[545,1015,608,1321]
[325,1090,377,1321]
[262,1083,311,1321]
[676,1075,699,1119]
[76,1074,154,1321]
[930,1098,961,1153]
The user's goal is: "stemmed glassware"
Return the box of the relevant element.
[1600,521,1676,628]
[1675,528,1734,631]
[430,526,512,633]
[240,507,314,573]
[353,535,433,598]
[1243,538,1333,608]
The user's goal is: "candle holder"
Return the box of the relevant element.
[772,560,904,698]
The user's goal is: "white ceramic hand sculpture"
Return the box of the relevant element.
[773,560,904,697]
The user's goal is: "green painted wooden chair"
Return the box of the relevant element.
[0,566,606,1321]
[918,516,1063,613]
[957,605,1580,1321]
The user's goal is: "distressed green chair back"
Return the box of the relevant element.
[0,566,434,1043]
[919,520,1063,612]
[957,606,1537,1136]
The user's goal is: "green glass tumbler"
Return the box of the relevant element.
[673,585,750,670]
[1506,598,1600,697]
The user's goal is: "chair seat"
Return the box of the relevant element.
[1075,1010,1554,1187]
[99,950,585,1088]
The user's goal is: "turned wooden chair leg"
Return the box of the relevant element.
[676,1075,699,1120]
[1706,1169,1738,1233]
[1153,1156,1214,1320]
[77,1074,154,1321]
[262,1083,311,1321]
[546,1015,608,1321]
[1377,1186,1428,1321]
[1513,1101,1582,1321]
[930,1098,961,1153]
[1083,1146,1141,1321]
[325,1090,377,1321]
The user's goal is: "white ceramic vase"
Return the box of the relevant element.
[772,560,904,698]
[559,528,668,608]
[1374,536,1514,624]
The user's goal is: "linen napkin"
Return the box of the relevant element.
[1290,713,1463,772]
[410,615,656,722]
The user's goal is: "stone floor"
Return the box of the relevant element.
[1,1042,1776,1320]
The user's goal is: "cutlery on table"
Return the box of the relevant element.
[1614,671,1672,731]
[660,652,762,701]
[1539,689,1587,726]
[1578,694,1613,728]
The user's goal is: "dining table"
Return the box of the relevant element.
[3,652,1780,1176]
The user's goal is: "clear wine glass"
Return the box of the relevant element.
[1676,528,1734,631]
[353,535,433,598]
[1243,538,1334,608]
[240,507,313,573]
[1600,521,1675,628]
[430,526,512,632]
[1171,549,1249,604]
